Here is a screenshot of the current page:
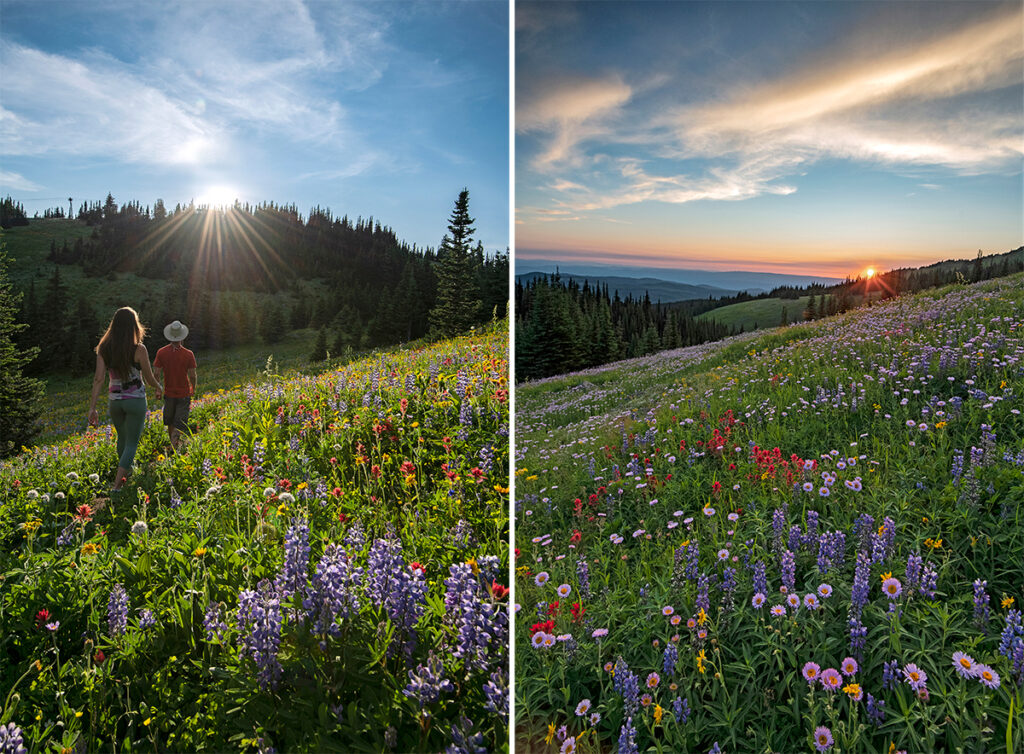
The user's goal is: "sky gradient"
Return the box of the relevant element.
[1,0,508,253]
[516,1,1023,278]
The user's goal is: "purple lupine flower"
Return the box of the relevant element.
[788,525,803,554]
[998,609,1024,685]
[882,659,900,690]
[276,516,311,602]
[107,584,129,636]
[403,651,454,707]
[236,580,284,690]
[663,642,678,677]
[618,717,638,754]
[203,602,228,641]
[673,696,690,723]
[451,519,476,549]
[866,693,886,727]
[303,544,363,638]
[919,562,938,598]
[696,572,712,613]
[752,560,768,596]
[444,561,506,671]
[684,539,699,581]
[771,507,787,551]
[576,557,591,599]
[852,513,875,553]
[0,722,28,754]
[137,608,156,630]
[780,550,796,593]
[445,715,486,754]
[850,551,871,616]
[848,616,867,659]
[804,510,819,549]
[973,579,991,631]
[483,668,508,724]
[343,521,366,551]
[904,551,923,594]
[365,537,428,657]
[709,743,723,754]
[612,657,630,694]
[720,567,737,612]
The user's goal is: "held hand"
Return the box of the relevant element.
[87,408,98,427]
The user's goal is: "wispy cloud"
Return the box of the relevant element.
[0,169,43,192]
[517,75,632,167]
[524,5,1023,215]
[0,1,391,170]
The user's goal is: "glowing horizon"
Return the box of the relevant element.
[516,1,1023,278]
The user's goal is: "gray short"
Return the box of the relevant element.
[163,396,191,432]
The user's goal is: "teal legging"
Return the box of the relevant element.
[109,397,148,470]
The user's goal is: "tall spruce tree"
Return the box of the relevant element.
[429,189,481,338]
[0,244,45,456]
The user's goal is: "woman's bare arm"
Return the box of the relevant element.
[137,343,163,397]
[88,353,105,426]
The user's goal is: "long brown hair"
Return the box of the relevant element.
[96,307,146,379]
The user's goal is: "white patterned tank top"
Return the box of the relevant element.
[108,364,146,400]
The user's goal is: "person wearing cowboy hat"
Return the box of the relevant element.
[153,320,197,450]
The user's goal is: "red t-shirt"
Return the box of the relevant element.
[154,344,197,398]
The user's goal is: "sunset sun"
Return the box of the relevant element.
[865,268,876,279]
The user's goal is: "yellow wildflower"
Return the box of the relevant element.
[1002,597,1015,609]
[493,484,509,494]
[880,571,893,583]
[526,475,538,481]
[653,705,664,724]
[157,454,165,462]
[81,543,101,556]
[696,607,707,626]
[468,558,480,575]
[696,649,707,674]
[545,723,556,744]
[193,547,208,557]
[843,683,861,698]
[277,503,289,516]
[935,421,947,429]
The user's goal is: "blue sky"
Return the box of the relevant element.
[1,0,509,253]
[516,1,1023,277]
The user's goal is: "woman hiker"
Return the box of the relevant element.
[87,307,163,492]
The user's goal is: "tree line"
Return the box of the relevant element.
[9,190,507,379]
[515,274,732,381]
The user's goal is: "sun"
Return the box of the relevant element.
[194,185,240,209]
[865,267,876,279]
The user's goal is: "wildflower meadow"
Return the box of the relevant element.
[0,323,509,752]
[515,276,1024,753]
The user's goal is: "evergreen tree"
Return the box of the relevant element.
[310,326,328,362]
[0,244,45,456]
[429,189,481,338]
[260,299,287,344]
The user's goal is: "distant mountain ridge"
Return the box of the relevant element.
[517,258,844,298]
[515,271,739,303]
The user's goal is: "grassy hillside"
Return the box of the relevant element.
[515,276,1023,753]
[696,295,815,330]
[1,322,510,752]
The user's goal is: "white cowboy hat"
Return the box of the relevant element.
[164,320,189,342]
